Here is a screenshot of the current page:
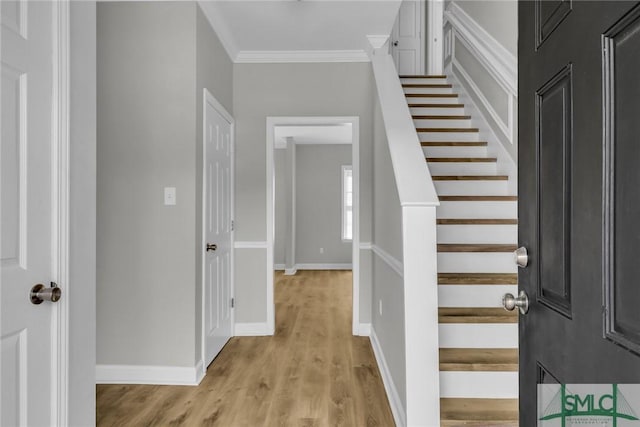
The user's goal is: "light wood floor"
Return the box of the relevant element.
[96,270,395,426]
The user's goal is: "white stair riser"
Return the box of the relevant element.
[436,224,517,243]
[440,372,519,398]
[438,253,517,273]
[439,324,518,348]
[411,107,466,116]
[439,285,518,307]
[404,87,454,95]
[414,119,472,128]
[434,180,508,196]
[407,96,460,104]
[437,201,518,219]
[424,146,488,158]
[418,131,480,142]
[428,161,497,175]
[401,78,449,85]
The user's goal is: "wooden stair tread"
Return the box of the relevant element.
[437,219,517,225]
[402,83,453,88]
[432,175,508,181]
[438,244,517,252]
[439,195,518,201]
[406,93,458,98]
[422,141,487,147]
[439,308,518,324]
[441,398,518,425]
[417,127,479,133]
[440,348,518,371]
[427,157,496,163]
[438,273,518,285]
[400,74,448,78]
[409,103,464,108]
[413,115,471,119]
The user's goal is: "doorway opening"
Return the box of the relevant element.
[266,117,361,336]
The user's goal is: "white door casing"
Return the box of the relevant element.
[391,0,425,75]
[1,1,70,425]
[202,90,234,367]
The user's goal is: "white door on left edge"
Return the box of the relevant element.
[391,0,424,75]
[1,1,57,425]
[203,92,233,366]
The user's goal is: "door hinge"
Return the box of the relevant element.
[231,220,235,231]
[231,297,235,308]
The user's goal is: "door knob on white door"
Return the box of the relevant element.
[206,243,217,252]
[502,290,529,315]
[30,283,61,305]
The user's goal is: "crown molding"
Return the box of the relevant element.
[235,50,370,63]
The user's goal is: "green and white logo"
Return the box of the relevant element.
[539,384,640,426]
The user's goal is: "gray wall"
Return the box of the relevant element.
[371,93,406,408]
[97,1,232,368]
[454,0,517,56]
[447,0,518,162]
[70,2,97,424]
[233,62,373,324]
[274,144,353,266]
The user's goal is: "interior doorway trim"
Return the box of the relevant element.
[266,117,361,335]
[53,1,71,423]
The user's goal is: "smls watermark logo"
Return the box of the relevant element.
[539,384,640,426]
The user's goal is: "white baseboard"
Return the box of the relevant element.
[357,323,372,336]
[234,322,271,336]
[295,263,352,270]
[370,327,407,427]
[274,263,285,270]
[96,360,204,385]
[284,268,297,275]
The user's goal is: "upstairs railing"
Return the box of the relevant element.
[370,48,441,427]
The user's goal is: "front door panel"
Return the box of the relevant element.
[519,1,640,425]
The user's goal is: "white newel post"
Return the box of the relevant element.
[403,206,440,427]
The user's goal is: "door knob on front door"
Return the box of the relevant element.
[514,246,529,268]
[502,290,529,315]
[30,283,62,305]
[206,243,217,252]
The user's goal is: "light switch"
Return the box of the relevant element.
[164,187,176,206]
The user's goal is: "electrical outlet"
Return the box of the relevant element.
[379,299,383,316]
[319,247,324,254]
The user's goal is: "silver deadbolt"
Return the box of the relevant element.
[206,243,217,252]
[502,290,529,315]
[514,246,529,268]
[30,283,62,305]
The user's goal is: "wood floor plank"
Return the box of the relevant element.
[438,273,518,285]
[439,348,518,371]
[96,271,395,427]
[439,308,518,324]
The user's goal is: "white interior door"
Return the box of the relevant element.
[391,0,425,75]
[203,91,233,366]
[1,1,58,425]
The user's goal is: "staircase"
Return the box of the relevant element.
[401,75,519,426]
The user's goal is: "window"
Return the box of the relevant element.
[342,165,353,241]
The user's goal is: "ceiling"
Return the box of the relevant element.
[197,1,401,61]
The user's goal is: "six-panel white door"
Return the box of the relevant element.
[1,1,57,425]
[391,0,425,75]
[203,92,233,367]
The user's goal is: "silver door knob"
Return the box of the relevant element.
[513,246,528,268]
[30,283,61,305]
[206,243,217,252]
[502,290,529,315]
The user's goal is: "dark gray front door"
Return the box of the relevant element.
[519,1,640,424]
